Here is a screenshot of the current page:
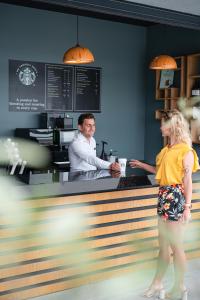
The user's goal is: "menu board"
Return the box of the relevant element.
[45,64,73,111]
[9,60,101,112]
[74,67,101,112]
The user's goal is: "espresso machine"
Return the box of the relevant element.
[39,113,76,167]
[53,129,77,166]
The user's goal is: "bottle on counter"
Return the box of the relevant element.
[108,149,118,163]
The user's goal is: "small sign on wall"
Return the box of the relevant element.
[8,59,101,113]
[9,60,46,112]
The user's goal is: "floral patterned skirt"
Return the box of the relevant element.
[157,184,185,221]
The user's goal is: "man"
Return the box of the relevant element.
[69,113,120,171]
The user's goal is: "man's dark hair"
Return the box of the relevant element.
[78,113,95,125]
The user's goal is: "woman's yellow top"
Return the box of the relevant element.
[155,143,199,186]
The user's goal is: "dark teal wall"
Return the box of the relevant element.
[0,3,147,159]
[145,25,200,164]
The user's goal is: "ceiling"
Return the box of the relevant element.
[1,0,200,29]
[126,0,200,16]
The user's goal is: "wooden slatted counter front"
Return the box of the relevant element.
[0,183,200,299]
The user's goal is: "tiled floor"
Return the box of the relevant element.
[35,259,200,300]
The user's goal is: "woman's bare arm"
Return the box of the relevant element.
[129,160,156,174]
[182,151,194,222]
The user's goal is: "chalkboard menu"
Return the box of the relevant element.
[45,64,73,111]
[9,59,101,112]
[74,67,101,112]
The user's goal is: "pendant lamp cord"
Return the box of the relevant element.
[77,16,79,46]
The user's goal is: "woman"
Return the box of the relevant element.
[129,110,199,300]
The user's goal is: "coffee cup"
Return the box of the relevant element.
[109,155,117,163]
[118,158,127,172]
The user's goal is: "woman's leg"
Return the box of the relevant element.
[144,218,170,297]
[166,220,186,290]
[152,217,171,285]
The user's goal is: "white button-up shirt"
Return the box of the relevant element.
[68,132,111,171]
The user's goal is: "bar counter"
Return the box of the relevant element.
[0,168,200,299]
[15,167,156,197]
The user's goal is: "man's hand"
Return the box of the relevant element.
[110,162,121,171]
[109,170,121,178]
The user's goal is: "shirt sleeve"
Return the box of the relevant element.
[192,149,200,172]
[177,147,200,172]
[70,141,111,169]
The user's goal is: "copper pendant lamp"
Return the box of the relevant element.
[63,16,94,64]
[149,55,177,70]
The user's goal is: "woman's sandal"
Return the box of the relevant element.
[166,287,188,300]
[143,284,165,299]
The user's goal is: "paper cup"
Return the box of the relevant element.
[118,158,127,172]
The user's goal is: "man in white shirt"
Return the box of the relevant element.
[69,113,120,172]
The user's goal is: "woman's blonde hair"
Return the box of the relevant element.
[163,109,192,146]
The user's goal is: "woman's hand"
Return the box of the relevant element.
[129,160,156,174]
[129,160,143,168]
[182,207,191,224]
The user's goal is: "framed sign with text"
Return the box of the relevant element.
[74,66,101,112]
[9,59,101,113]
[9,60,46,112]
[45,64,74,111]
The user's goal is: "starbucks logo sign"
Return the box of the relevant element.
[16,63,38,86]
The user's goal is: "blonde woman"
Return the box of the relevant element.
[130,110,199,300]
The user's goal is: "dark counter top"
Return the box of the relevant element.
[3,166,200,198]
[9,166,157,198]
